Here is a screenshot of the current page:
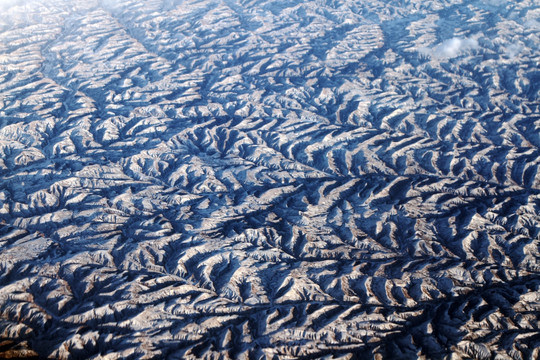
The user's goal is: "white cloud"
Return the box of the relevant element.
[482,0,505,6]
[0,0,24,8]
[99,0,123,10]
[524,19,540,30]
[505,43,522,59]
[432,37,479,58]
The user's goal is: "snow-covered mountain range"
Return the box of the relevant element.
[0,0,539,358]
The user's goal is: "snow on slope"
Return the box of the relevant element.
[0,0,539,358]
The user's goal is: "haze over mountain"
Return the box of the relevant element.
[0,0,539,358]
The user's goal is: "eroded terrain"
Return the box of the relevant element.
[0,0,539,358]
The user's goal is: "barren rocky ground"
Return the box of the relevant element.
[0,0,539,358]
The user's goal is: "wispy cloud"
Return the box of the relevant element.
[525,19,540,30]
[504,43,522,59]
[420,37,480,59]
[433,37,479,58]
[0,0,25,10]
